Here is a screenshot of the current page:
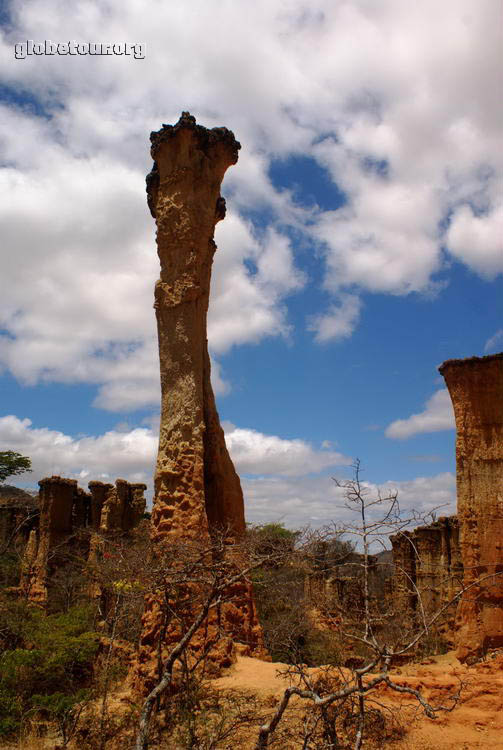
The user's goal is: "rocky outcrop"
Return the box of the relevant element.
[96,479,147,534]
[21,476,146,606]
[439,352,503,660]
[0,487,38,589]
[390,517,463,640]
[139,113,263,685]
[0,486,38,552]
[21,477,79,605]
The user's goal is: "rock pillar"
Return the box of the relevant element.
[22,476,78,605]
[139,113,263,682]
[390,517,463,642]
[146,111,245,541]
[88,481,112,529]
[439,353,503,659]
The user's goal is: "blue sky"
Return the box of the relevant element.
[0,0,501,529]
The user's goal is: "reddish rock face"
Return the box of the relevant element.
[390,517,463,642]
[21,476,78,605]
[138,113,264,685]
[439,353,503,660]
[147,112,245,542]
[22,477,146,606]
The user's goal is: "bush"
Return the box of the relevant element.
[0,601,98,737]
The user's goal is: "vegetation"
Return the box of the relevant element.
[0,451,32,483]
[0,600,97,738]
[0,465,479,749]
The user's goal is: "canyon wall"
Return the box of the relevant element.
[21,476,146,607]
[440,353,503,660]
[139,113,263,684]
[390,517,463,640]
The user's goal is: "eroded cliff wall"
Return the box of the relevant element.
[390,517,463,640]
[439,353,503,659]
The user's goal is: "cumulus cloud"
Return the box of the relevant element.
[0,414,348,492]
[209,217,305,353]
[308,294,361,343]
[223,423,350,476]
[0,414,157,485]
[0,0,501,408]
[385,389,455,439]
[446,202,503,279]
[242,471,456,530]
[484,329,503,354]
[1,413,454,531]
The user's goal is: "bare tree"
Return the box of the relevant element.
[133,531,285,750]
[255,459,465,750]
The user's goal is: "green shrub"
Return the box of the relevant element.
[0,602,98,737]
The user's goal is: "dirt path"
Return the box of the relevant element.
[213,651,503,749]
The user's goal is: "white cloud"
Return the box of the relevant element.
[446,202,503,279]
[385,389,455,440]
[308,294,361,343]
[242,472,456,531]
[0,0,501,406]
[0,415,348,492]
[1,414,455,534]
[0,414,157,486]
[484,329,503,354]
[222,423,350,477]
[209,216,305,354]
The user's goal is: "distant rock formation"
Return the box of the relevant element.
[20,476,146,607]
[139,113,264,684]
[439,352,503,660]
[390,516,463,641]
[0,485,38,552]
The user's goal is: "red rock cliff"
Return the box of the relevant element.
[439,353,503,659]
[390,517,463,641]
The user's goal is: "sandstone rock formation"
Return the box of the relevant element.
[21,476,146,607]
[439,352,503,660]
[0,485,38,552]
[0,486,38,590]
[139,113,263,682]
[390,516,463,640]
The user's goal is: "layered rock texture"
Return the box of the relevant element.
[139,113,263,683]
[21,476,146,607]
[439,352,503,659]
[0,486,38,552]
[390,517,463,640]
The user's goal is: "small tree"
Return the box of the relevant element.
[0,451,32,483]
[133,530,290,750]
[255,459,464,750]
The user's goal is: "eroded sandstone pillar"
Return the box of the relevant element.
[22,476,78,605]
[139,113,263,681]
[147,112,246,542]
[390,517,463,642]
[440,353,503,659]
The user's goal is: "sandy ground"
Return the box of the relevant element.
[213,651,503,749]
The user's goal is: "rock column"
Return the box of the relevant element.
[139,113,263,682]
[440,353,503,659]
[146,112,246,541]
[22,476,77,605]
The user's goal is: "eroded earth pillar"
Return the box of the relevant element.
[440,353,503,659]
[139,113,263,681]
